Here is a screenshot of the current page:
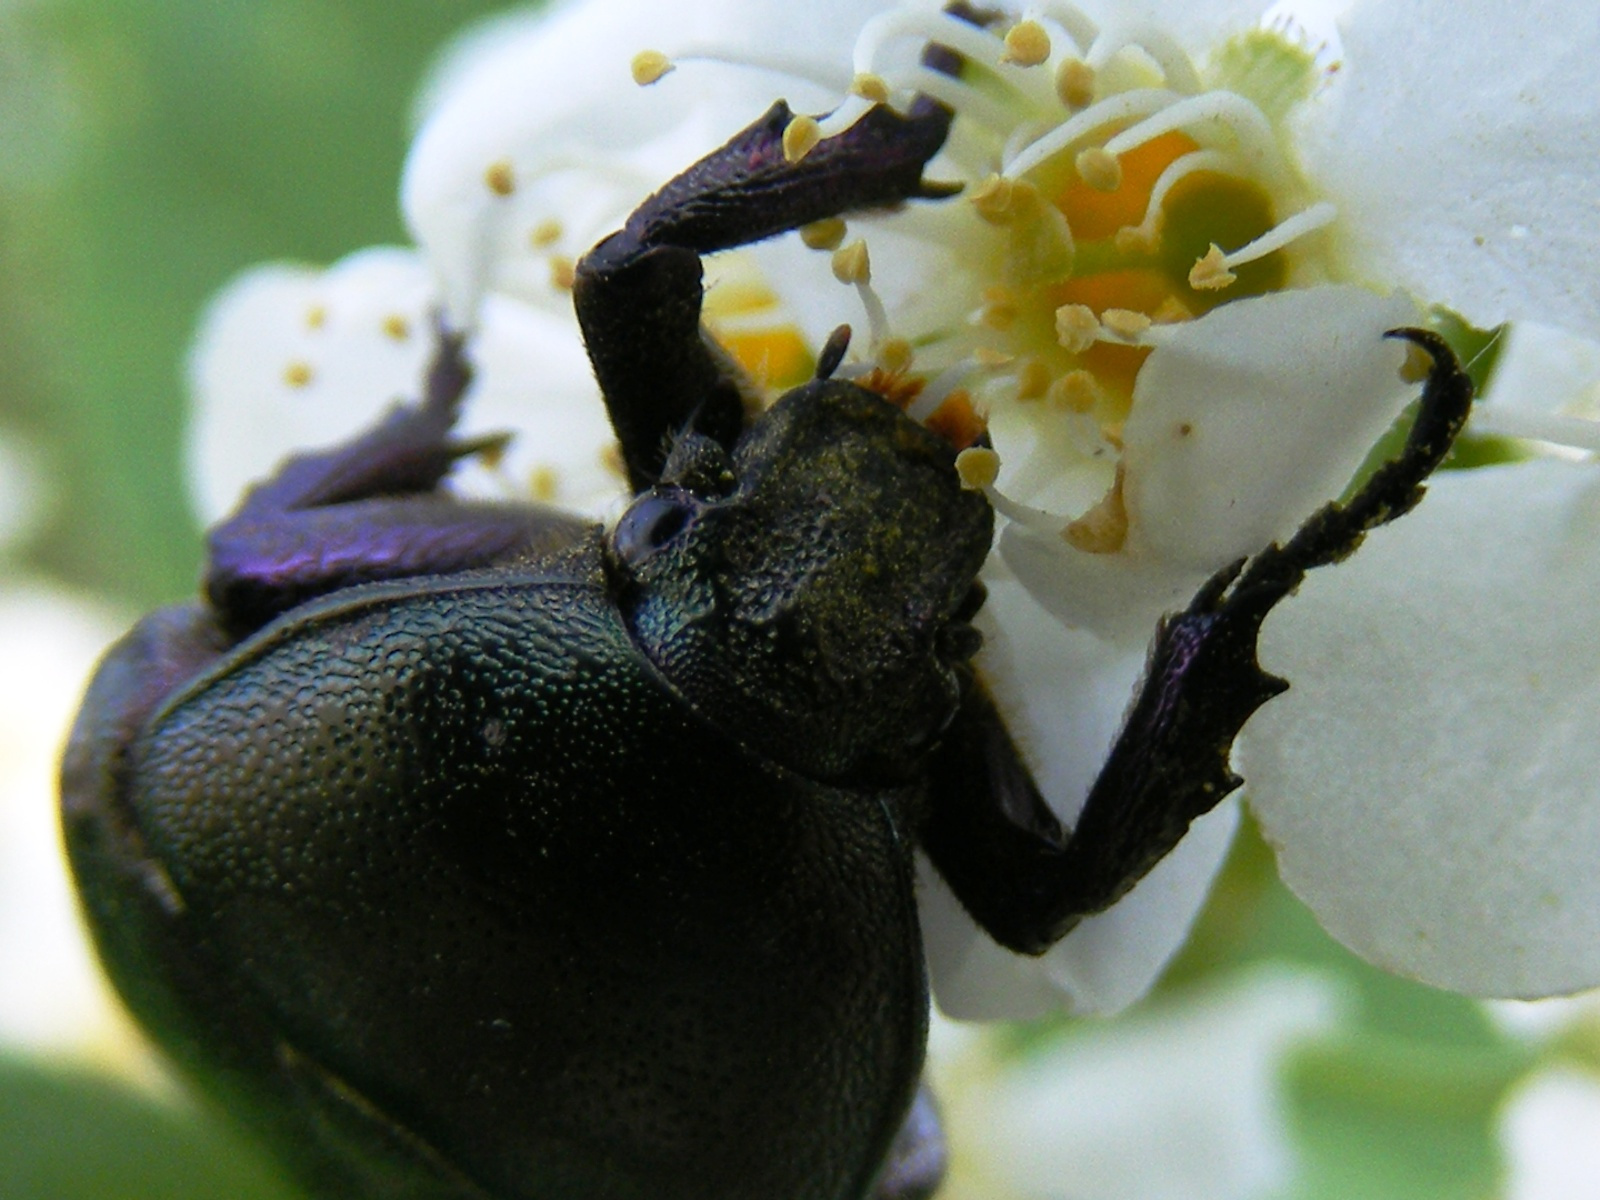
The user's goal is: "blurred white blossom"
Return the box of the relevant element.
[0,432,159,1084]
[930,967,1344,1200]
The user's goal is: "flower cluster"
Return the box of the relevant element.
[188,0,1600,1019]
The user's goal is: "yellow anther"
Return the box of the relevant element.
[1101,308,1152,339]
[1054,303,1100,354]
[283,361,314,388]
[1153,295,1193,324]
[484,160,516,197]
[1075,146,1123,193]
[971,176,1015,223]
[1002,20,1052,67]
[956,446,1001,491]
[549,255,576,290]
[381,314,410,341]
[631,50,674,86]
[1016,359,1052,400]
[529,219,563,248]
[1188,243,1238,291]
[800,217,848,251]
[831,240,872,285]
[1047,370,1101,413]
[978,295,1019,331]
[1056,59,1096,109]
[879,338,914,373]
[304,305,326,330]
[973,346,1014,366]
[476,440,507,470]
[529,465,559,502]
[783,115,822,163]
[851,72,891,104]
[1062,468,1127,553]
[1115,224,1157,255]
[971,175,1041,224]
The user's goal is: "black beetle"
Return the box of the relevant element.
[60,81,1471,1200]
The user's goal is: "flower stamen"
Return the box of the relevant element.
[1061,465,1127,552]
[1054,57,1097,109]
[1002,20,1053,68]
[1215,201,1338,269]
[1188,243,1237,291]
[630,50,674,86]
[1003,89,1180,179]
[783,114,823,163]
[1085,24,1203,93]
[1033,3,1100,54]
[1075,146,1123,192]
[1101,93,1280,179]
[800,217,849,251]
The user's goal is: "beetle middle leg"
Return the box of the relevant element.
[203,329,589,638]
[921,332,1474,953]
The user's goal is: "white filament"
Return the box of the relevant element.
[1102,91,1281,180]
[1221,201,1338,268]
[1002,88,1181,178]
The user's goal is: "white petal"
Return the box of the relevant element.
[919,806,1241,1020]
[1238,459,1600,997]
[186,249,438,523]
[1469,322,1600,454]
[1482,321,1600,419]
[947,967,1344,1200]
[1297,0,1600,338]
[1000,521,1205,645]
[0,582,154,1075]
[401,0,890,320]
[456,292,629,518]
[186,247,624,525]
[1485,990,1600,1041]
[919,575,1236,1018]
[1501,1070,1600,1200]
[1122,285,1416,572]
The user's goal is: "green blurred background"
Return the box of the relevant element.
[0,3,1582,1198]
[1,0,517,609]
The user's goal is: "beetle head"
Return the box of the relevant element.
[604,380,992,784]
[607,379,994,783]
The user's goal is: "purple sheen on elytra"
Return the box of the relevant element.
[206,499,590,633]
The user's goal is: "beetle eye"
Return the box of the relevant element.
[610,489,699,567]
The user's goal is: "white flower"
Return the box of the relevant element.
[0,435,166,1087]
[929,966,1345,1200]
[1499,1069,1600,1200]
[188,0,1600,1016]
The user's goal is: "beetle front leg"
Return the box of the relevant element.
[574,99,956,490]
[922,331,1474,953]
